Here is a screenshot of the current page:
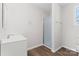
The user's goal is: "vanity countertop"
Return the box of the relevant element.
[1,35,27,44]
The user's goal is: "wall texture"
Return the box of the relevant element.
[3,3,48,49]
[0,3,2,40]
[62,4,79,51]
[52,4,62,52]
[0,3,2,55]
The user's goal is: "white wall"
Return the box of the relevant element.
[62,4,79,51]
[52,3,79,52]
[2,3,79,53]
[52,4,62,52]
[0,3,2,40]
[3,3,48,49]
[0,3,2,55]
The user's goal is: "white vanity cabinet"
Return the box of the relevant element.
[1,40,27,56]
[1,3,27,56]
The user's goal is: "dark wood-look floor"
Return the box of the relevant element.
[27,46,78,56]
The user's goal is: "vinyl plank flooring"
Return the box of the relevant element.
[27,46,78,56]
[56,47,78,56]
[28,46,53,56]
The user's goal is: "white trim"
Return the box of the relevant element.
[43,44,52,50]
[51,46,62,52]
[27,44,43,51]
[43,44,62,53]
[43,44,55,53]
[51,48,56,53]
[27,44,78,53]
[51,45,78,53]
[62,45,78,52]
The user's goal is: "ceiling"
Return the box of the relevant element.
[58,3,70,7]
[31,3,52,14]
[31,3,69,14]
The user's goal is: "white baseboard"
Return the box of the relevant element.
[27,44,78,53]
[43,44,62,53]
[27,44,43,51]
[62,45,77,52]
[43,44,52,50]
[43,44,55,53]
[51,45,78,53]
[51,46,62,53]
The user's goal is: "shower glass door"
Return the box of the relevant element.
[43,16,52,49]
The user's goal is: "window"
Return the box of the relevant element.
[75,7,79,24]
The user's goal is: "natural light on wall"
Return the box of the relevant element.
[75,6,79,25]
